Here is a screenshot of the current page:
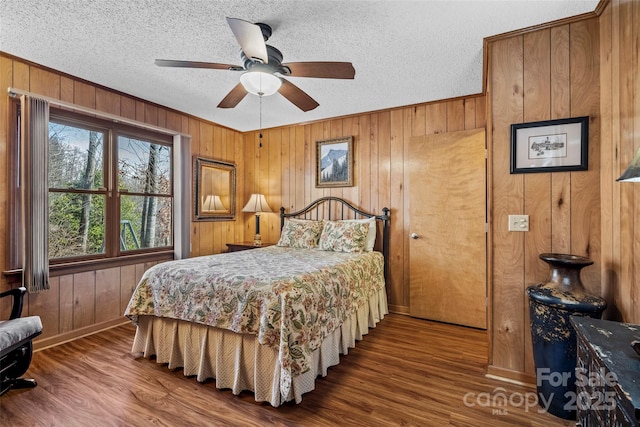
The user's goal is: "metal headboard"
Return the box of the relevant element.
[280,196,391,279]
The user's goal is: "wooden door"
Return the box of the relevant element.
[408,128,487,329]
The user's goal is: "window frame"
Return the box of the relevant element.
[48,113,111,262]
[7,101,177,277]
[113,127,174,256]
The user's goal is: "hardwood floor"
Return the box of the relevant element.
[0,314,572,426]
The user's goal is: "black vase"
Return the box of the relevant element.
[527,253,607,420]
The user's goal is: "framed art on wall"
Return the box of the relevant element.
[316,136,354,187]
[510,116,589,174]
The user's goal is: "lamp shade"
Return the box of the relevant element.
[617,147,640,182]
[240,71,282,96]
[202,195,226,212]
[242,194,272,213]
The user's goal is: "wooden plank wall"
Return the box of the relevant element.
[0,53,244,346]
[2,5,631,383]
[5,6,634,381]
[241,96,486,313]
[599,0,640,325]
[486,17,601,380]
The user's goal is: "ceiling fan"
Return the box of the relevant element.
[155,17,356,112]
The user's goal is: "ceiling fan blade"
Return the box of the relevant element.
[283,62,355,79]
[279,79,319,112]
[226,17,269,63]
[155,59,242,71]
[217,83,248,108]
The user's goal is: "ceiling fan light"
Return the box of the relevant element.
[240,71,282,96]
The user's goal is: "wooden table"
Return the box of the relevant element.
[225,242,275,252]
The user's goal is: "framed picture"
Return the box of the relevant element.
[510,116,589,174]
[316,136,354,187]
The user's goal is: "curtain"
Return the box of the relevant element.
[173,134,191,259]
[20,95,50,293]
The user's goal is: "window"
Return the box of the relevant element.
[117,135,172,251]
[46,110,173,264]
[48,118,108,258]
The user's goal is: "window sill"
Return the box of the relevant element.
[3,251,175,278]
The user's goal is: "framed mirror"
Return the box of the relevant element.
[193,157,236,221]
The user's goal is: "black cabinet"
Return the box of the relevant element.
[572,317,640,427]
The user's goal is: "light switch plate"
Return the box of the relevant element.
[508,214,529,231]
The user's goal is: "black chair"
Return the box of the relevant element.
[0,287,42,395]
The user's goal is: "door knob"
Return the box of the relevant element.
[410,233,420,239]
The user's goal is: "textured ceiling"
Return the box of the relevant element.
[1,0,598,132]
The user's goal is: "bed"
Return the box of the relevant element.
[125,196,390,406]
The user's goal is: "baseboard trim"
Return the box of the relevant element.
[388,304,410,315]
[486,365,536,389]
[34,318,131,351]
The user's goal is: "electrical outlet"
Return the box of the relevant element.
[508,215,529,232]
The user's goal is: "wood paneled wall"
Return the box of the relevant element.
[241,96,486,313]
[4,2,632,383]
[599,0,640,324]
[0,53,244,346]
[486,17,601,380]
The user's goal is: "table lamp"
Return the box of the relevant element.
[241,193,272,245]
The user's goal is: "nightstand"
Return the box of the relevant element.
[226,242,275,252]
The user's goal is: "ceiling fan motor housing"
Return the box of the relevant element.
[241,45,290,75]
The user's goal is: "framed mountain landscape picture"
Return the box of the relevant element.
[316,136,353,188]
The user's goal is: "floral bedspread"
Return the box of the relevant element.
[124,246,385,396]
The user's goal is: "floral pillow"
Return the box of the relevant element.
[277,219,324,248]
[340,216,376,251]
[317,220,370,253]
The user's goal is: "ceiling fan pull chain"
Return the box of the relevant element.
[259,95,263,148]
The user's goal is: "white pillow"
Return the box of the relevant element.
[341,216,376,251]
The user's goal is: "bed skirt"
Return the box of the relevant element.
[131,287,388,406]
